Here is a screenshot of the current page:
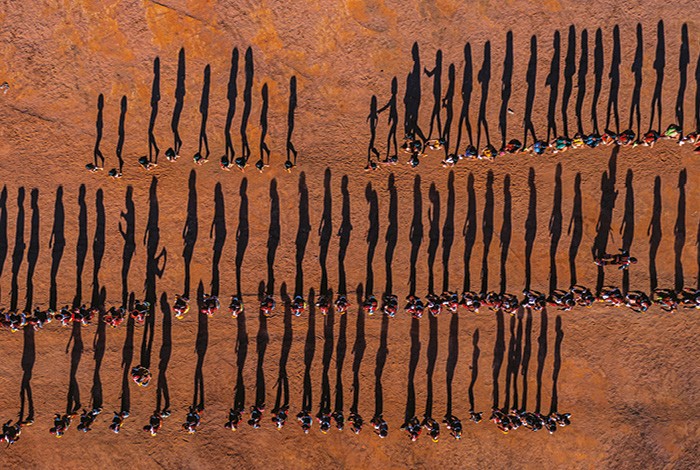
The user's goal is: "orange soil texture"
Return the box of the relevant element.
[1,1,700,469]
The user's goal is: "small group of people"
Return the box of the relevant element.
[490,408,571,434]
[400,414,465,442]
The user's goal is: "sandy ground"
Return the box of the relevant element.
[0,1,700,468]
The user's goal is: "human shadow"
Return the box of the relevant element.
[286,76,298,166]
[119,295,135,415]
[224,47,238,160]
[258,83,271,168]
[523,36,538,147]
[427,183,440,294]
[648,20,665,133]
[319,169,332,295]
[409,175,423,296]
[273,284,292,413]
[525,169,537,292]
[183,170,198,299]
[350,285,366,416]
[567,174,583,287]
[549,164,562,293]
[629,24,643,138]
[233,286,249,412]
[403,42,425,142]
[295,173,311,297]
[498,31,514,149]
[476,41,491,149]
[467,329,480,413]
[65,321,84,415]
[445,301,459,417]
[379,77,399,160]
[211,182,226,297]
[73,185,88,308]
[236,179,249,296]
[148,57,160,163]
[171,48,186,157]
[491,309,505,409]
[605,26,621,134]
[535,309,548,414]
[620,170,635,293]
[335,295,348,417]
[91,189,105,307]
[90,287,106,412]
[480,172,495,294]
[675,170,687,292]
[424,50,443,141]
[143,177,166,369]
[0,187,6,294]
[519,309,533,411]
[94,94,104,168]
[155,293,172,415]
[240,47,253,164]
[367,97,380,166]
[267,179,280,295]
[318,287,334,416]
[25,189,40,312]
[695,43,700,132]
[403,314,421,424]
[10,188,25,312]
[503,313,521,411]
[561,25,576,137]
[500,175,512,294]
[593,149,618,294]
[442,64,455,158]
[119,186,135,308]
[255,283,269,409]
[424,301,438,418]
[302,289,317,413]
[676,24,690,130]
[591,28,603,135]
[545,30,561,142]
[192,282,208,410]
[442,171,455,292]
[648,176,662,291]
[575,29,588,136]
[454,42,473,154]
[463,174,477,291]
[196,65,211,160]
[549,316,564,415]
[19,319,36,424]
[338,176,352,296]
[385,174,398,294]
[366,182,379,296]
[117,96,127,173]
[372,312,388,419]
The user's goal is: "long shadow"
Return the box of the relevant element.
[427,183,440,294]
[454,42,473,154]
[500,175,512,294]
[335,297,348,417]
[523,36,538,147]
[379,77,399,159]
[267,180,280,295]
[424,303,438,418]
[211,183,226,297]
[499,31,514,148]
[148,57,160,163]
[467,329,480,412]
[295,173,311,297]
[192,282,208,410]
[366,182,379,296]
[445,302,459,417]
[491,309,505,409]
[629,24,643,138]
[372,313,388,419]
[519,309,533,411]
[90,190,106,412]
[319,169,332,295]
[155,293,172,415]
[675,170,687,292]
[480,172,495,294]
[49,187,64,311]
[545,31,561,142]
[0,187,6,298]
[117,96,127,173]
[561,25,576,137]
[65,321,83,415]
[620,170,635,293]
[338,176,352,296]
[255,288,270,409]
[286,76,298,166]
[171,48,186,157]
[350,286,366,416]
[143,177,166,371]
[676,24,690,130]
[568,181,583,288]
[258,83,270,167]
[385,174,398,294]
[549,316,564,415]
[525,169,537,292]
[648,20,665,133]
[236,178,249,296]
[535,309,548,414]
[403,42,425,142]
[73,185,88,308]
[502,315,517,411]
[225,47,239,160]
[549,164,562,293]
[696,47,700,132]
[196,65,211,159]
[409,175,423,296]
[233,285,249,412]
[648,177,662,291]
[424,50,443,141]
[94,94,104,168]
[302,289,317,413]
[442,64,455,158]
[576,29,588,136]
[119,295,135,415]
[367,97,380,165]
[182,170,198,299]
[119,186,135,308]
[591,28,603,135]
[10,188,25,312]
[605,26,621,133]
[403,315,421,424]
[476,41,491,148]
[25,189,40,312]
[593,149,618,294]
[318,289,334,416]
[273,284,292,413]
[463,174,477,291]
[240,47,253,164]
[442,172,455,292]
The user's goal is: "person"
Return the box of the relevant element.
[679,287,700,309]
[601,130,617,146]
[404,295,424,319]
[131,300,150,324]
[422,416,440,442]
[371,415,388,438]
[652,288,678,312]
[193,152,208,165]
[137,156,157,171]
[549,136,572,153]
[570,285,595,307]
[425,293,441,317]
[501,139,522,155]
[617,129,635,146]
[584,133,602,148]
[248,405,264,429]
[220,155,234,171]
[2,420,21,444]
[182,406,202,434]
[331,410,344,431]
[625,290,651,313]
[490,408,511,434]
[482,291,503,311]
[401,416,421,441]
[260,294,276,317]
[598,285,624,307]
[664,123,682,141]
[49,413,72,438]
[291,295,307,317]
[553,412,572,427]
[478,144,497,161]
[109,411,129,433]
[679,131,699,146]
[173,294,190,320]
[234,156,247,171]
[296,410,312,434]
[254,157,269,173]
[28,307,53,331]
[271,406,288,430]
[104,306,126,328]
[441,153,459,167]
[348,411,363,434]
[594,248,637,270]
[5,310,27,333]
[225,408,244,431]
[228,295,243,318]
[144,412,163,436]
[406,151,421,168]
[469,410,483,424]
[501,293,520,316]
[284,159,296,173]
[443,415,462,440]
[108,168,122,179]
[55,306,74,327]
[201,294,220,316]
[77,408,101,433]
[165,147,179,162]
[315,295,330,316]
[334,294,350,315]
[524,139,548,155]
[547,289,575,311]
[570,133,585,149]
[362,294,378,316]
[131,365,152,387]
[316,412,332,434]
[85,163,103,173]
[521,411,544,431]
[460,291,481,313]
[642,130,661,147]
[441,291,459,313]
[544,414,558,434]
[521,290,546,311]
[463,145,478,159]
[381,294,398,317]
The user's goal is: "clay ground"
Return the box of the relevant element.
[1,0,700,468]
